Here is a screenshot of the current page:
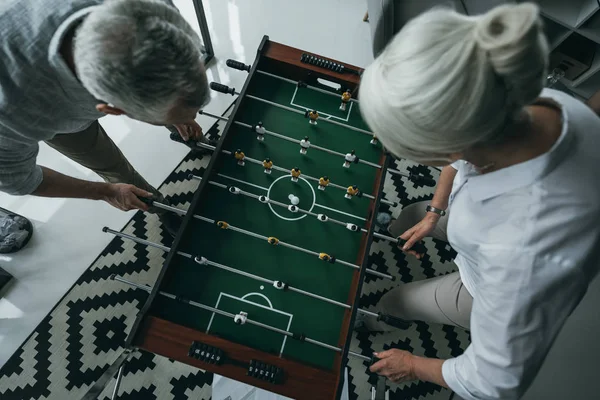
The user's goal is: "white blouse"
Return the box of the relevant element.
[441,89,600,399]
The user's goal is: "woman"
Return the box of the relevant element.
[359,3,600,399]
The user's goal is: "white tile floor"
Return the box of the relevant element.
[0,0,374,367]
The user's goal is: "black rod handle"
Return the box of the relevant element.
[210,82,236,95]
[377,313,412,330]
[409,173,436,187]
[396,238,427,255]
[136,195,154,207]
[226,59,251,72]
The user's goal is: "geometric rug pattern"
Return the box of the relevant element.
[0,104,468,399]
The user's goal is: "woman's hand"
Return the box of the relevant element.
[103,183,152,211]
[370,349,417,383]
[399,213,440,259]
[173,121,203,141]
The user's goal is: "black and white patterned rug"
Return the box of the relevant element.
[0,103,469,399]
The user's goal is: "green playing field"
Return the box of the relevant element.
[150,72,382,370]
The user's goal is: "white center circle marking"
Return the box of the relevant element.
[260,285,265,290]
[266,175,316,221]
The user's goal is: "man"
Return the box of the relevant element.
[0,0,211,236]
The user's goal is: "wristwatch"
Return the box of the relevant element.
[426,205,446,216]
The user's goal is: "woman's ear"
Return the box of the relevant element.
[96,103,126,116]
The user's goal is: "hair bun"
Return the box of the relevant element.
[473,3,547,106]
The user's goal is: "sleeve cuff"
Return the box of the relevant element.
[450,160,462,170]
[443,358,472,400]
[18,165,44,195]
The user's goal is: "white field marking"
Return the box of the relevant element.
[217,173,268,191]
[314,203,366,222]
[241,292,274,308]
[206,292,293,356]
[290,85,354,123]
[266,175,316,221]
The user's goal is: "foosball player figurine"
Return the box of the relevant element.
[305,109,319,125]
[343,150,357,168]
[339,89,352,111]
[318,176,330,191]
[300,136,310,154]
[318,252,335,263]
[370,135,378,145]
[234,149,245,166]
[263,158,273,174]
[345,185,360,199]
[291,167,301,182]
[255,121,266,141]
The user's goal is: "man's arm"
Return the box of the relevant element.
[33,167,151,211]
[586,89,600,117]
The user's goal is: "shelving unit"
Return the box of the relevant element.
[524,0,600,99]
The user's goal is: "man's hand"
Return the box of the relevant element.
[173,121,203,141]
[103,183,152,211]
[370,349,417,383]
[399,214,440,259]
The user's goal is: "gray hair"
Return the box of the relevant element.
[74,0,210,122]
[359,3,548,164]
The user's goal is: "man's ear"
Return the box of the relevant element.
[96,103,126,116]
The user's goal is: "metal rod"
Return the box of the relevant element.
[104,227,388,312]
[111,364,126,400]
[193,175,398,244]
[112,275,371,362]
[185,142,396,207]
[245,94,373,136]
[191,212,393,280]
[234,121,381,169]
[256,69,359,104]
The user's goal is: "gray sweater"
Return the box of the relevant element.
[0,0,106,195]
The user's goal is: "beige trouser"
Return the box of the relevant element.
[45,121,162,201]
[366,201,473,331]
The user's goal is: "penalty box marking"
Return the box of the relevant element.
[206,292,293,356]
[289,85,354,123]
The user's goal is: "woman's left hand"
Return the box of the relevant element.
[173,121,203,141]
[369,349,417,383]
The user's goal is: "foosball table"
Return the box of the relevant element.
[103,35,434,400]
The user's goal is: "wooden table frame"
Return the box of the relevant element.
[121,35,390,400]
